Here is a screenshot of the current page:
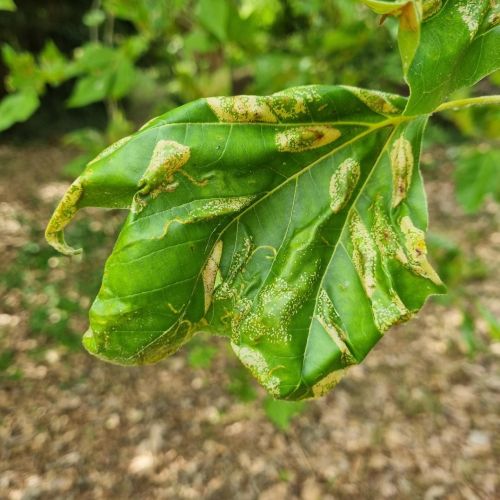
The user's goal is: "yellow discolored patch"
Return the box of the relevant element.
[400,216,442,285]
[371,293,410,332]
[312,369,347,398]
[202,241,224,314]
[390,134,414,208]
[317,290,357,366]
[45,179,84,255]
[329,158,361,213]
[207,95,278,123]
[457,1,481,39]
[275,125,341,153]
[270,87,321,120]
[350,211,377,298]
[372,197,408,264]
[133,140,191,212]
[344,86,400,115]
[231,344,281,397]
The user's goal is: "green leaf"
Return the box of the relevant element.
[67,43,136,107]
[404,0,500,115]
[2,44,44,94]
[263,397,305,430]
[0,91,40,132]
[46,85,445,400]
[454,146,500,213]
[0,0,16,11]
[39,41,73,85]
[197,0,229,41]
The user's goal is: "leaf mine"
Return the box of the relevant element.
[390,134,414,207]
[202,241,223,313]
[207,95,278,123]
[329,158,361,213]
[275,125,341,152]
[45,179,83,255]
[400,216,442,285]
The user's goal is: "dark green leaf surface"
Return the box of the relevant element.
[46,85,445,399]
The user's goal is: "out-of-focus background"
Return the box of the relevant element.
[0,1,499,498]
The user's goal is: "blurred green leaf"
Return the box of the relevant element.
[68,43,137,107]
[83,8,106,28]
[187,342,217,369]
[197,0,229,41]
[263,397,305,430]
[454,146,500,214]
[0,0,15,11]
[40,41,73,85]
[2,44,44,93]
[478,304,500,341]
[0,91,40,132]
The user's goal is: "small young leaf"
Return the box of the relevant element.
[46,85,445,400]
[0,91,39,132]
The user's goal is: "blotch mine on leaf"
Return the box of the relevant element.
[350,211,377,298]
[275,126,341,152]
[45,179,83,255]
[312,369,347,398]
[139,139,191,195]
[207,95,278,123]
[151,196,256,240]
[317,290,357,366]
[350,210,410,332]
[373,196,408,264]
[400,216,442,285]
[231,343,281,397]
[343,86,400,115]
[202,241,223,314]
[329,158,361,213]
[457,1,482,39]
[270,87,321,120]
[390,134,413,207]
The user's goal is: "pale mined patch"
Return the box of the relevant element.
[372,197,408,264]
[350,211,377,298]
[214,237,254,301]
[343,86,400,115]
[231,344,281,397]
[207,95,278,123]
[270,87,321,120]
[372,293,409,332]
[423,0,442,20]
[45,179,83,255]
[275,126,341,152]
[132,140,191,212]
[390,134,414,208]
[329,158,361,213]
[400,216,442,285]
[350,210,410,332]
[316,290,357,366]
[457,1,481,39]
[88,135,133,165]
[151,196,255,240]
[202,241,223,313]
[312,369,347,398]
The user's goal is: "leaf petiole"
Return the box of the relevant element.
[433,95,500,114]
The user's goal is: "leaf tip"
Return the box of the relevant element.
[45,178,84,256]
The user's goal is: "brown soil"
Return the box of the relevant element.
[0,144,498,499]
